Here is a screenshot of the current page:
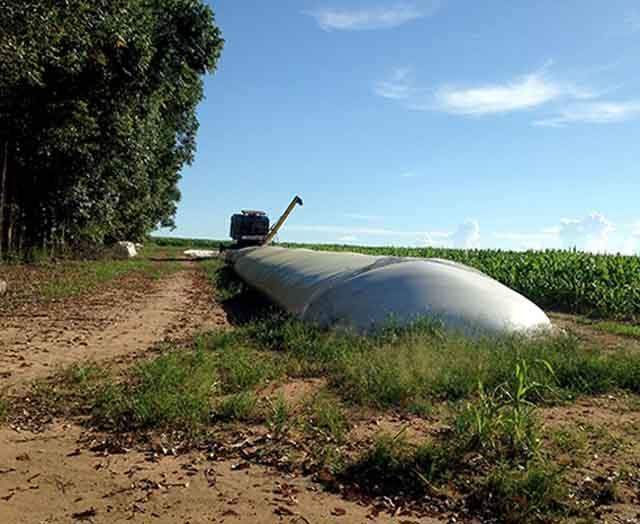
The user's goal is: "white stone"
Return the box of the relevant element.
[112,241,137,259]
[0,280,7,295]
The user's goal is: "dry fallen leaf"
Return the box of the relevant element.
[71,507,97,519]
[274,505,296,516]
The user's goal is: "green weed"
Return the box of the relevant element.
[549,428,588,455]
[216,392,259,422]
[192,311,640,412]
[200,260,247,301]
[592,321,640,339]
[39,259,179,301]
[266,393,290,433]
[471,461,567,523]
[306,393,348,442]
[64,362,108,385]
[92,350,218,432]
[407,396,433,417]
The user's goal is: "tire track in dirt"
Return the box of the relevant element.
[0,263,228,390]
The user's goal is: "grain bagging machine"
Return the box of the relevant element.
[229,195,303,248]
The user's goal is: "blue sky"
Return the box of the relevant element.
[160,0,640,253]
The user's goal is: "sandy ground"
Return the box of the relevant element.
[0,263,227,390]
[0,422,436,524]
[0,264,443,523]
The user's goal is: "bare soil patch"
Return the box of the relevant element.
[0,262,228,390]
[0,422,436,524]
[549,312,640,353]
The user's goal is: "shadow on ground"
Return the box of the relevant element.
[212,265,278,326]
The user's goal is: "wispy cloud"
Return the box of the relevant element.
[290,222,479,248]
[374,68,418,99]
[374,65,639,126]
[288,224,447,238]
[434,73,565,115]
[534,101,640,127]
[306,3,435,31]
[343,213,384,222]
[374,66,612,118]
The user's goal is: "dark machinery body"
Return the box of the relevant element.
[228,196,303,249]
[230,210,270,246]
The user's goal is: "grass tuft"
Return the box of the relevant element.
[591,321,640,339]
[305,393,348,442]
[339,361,568,522]
[93,350,218,433]
[470,461,567,523]
[266,393,291,433]
[40,259,179,301]
[215,392,260,422]
[227,316,640,409]
[64,362,108,385]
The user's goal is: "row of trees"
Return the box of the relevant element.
[0,0,223,257]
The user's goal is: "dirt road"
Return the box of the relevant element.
[0,264,444,523]
[0,263,227,389]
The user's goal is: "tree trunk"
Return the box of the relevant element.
[0,141,8,259]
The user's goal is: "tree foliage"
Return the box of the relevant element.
[0,0,223,256]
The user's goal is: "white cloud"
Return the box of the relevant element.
[534,101,640,127]
[289,216,640,253]
[306,3,431,31]
[434,73,564,115]
[494,215,640,254]
[338,235,358,242]
[374,67,598,115]
[556,212,614,253]
[449,220,480,249]
[374,66,634,124]
[621,238,639,256]
[401,171,418,178]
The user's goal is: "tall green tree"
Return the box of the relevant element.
[0,0,223,257]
